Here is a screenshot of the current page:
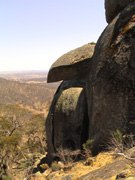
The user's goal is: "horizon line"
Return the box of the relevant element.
[0,69,49,72]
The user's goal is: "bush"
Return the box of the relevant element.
[107,129,124,152]
[2,175,11,180]
[51,161,60,171]
[82,139,94,158]
[19,160,31,169]
[107,129,135,153]
[1,135,20,148]
[113,129,122,143]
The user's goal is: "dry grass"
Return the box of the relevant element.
[107,130,135,156]
[54,147,81,164]
[45,152,115,179]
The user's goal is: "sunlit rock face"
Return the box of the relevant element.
[87,1,135,154]
[47,43,95,83]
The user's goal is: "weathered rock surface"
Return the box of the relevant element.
[46,80,88,164]
[30,1,135,179]
[47,43,95,83]
[46,0,135,165]
[33,152,135,180]
[87,1,135,154]
[105,0,135,23]
[79,159,129,180]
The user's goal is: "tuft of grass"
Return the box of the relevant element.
[82,139,94,158]
[113,129,122,143]
[107,129,135,154]
[51,161,60,171]
[2,175,12,180]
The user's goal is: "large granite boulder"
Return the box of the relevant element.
[46,80,88,164]
[105,0,135,23]
[47,43,95,83]
[46,0,135,164]
[46,42,95,164]
[87,1,135,154]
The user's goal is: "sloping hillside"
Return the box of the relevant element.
[0,78,59,116]
[0,77,59,179]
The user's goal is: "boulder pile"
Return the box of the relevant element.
[46,0,135,163]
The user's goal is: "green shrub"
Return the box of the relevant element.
[0,135,20,149]
[0,117,11,130]
[108,130,135,153]
[19,160,31,169]
[51,161,60,171]
[82,139,94,158]
[2,175,12,180]
[83,139,94,151]
[107,129,124,152]
[113,129,122,143]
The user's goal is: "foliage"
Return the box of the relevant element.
[51,161,60,171]
[0,77,57,113]
[2,175,12,180]
[0,104,47,179]
[107,129,135,153]
[0,117,11,132]
[19,160,32,169]
[0,77,57,178]
[0,135,20,148]
[24,114,46,154]
[82,139,94,158]
[113,129,122,143]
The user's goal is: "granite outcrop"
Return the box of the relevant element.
[46,0,135,163]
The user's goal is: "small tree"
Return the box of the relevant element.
[0,116,22,179]
[107,129,135,153]
[82,139,94,158]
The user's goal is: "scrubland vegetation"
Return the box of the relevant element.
[0,104,47,179]
[0,75,59,179]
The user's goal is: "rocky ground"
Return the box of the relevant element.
[29,150,135,180]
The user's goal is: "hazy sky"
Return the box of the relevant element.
[0,0,107,71]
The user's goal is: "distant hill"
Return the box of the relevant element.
[0,77,59,116]
[0,70,49,84]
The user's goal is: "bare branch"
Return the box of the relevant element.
[116,153,135,160]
